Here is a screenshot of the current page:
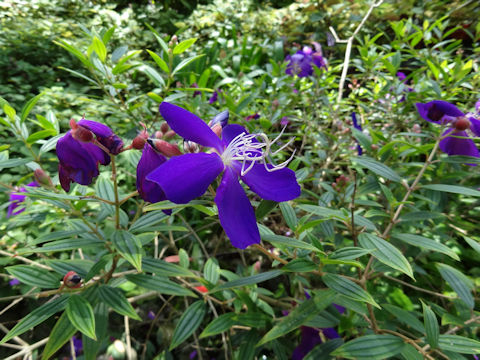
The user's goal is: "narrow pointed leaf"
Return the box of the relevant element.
[42,312,77,360]
[212,270,283,292]
[125,274,196,297]
[146,50,170,73]
[421,184,480,197]
[438,335,480,354]
[422,302,439,349]
[98,286,141,320]
[111,230,142,271]
[66,295,96,340]
[170,300,206,350]
[393,233,459,260]
[436,263,474,308]
[352,156,402,182]
[173,38,197,54]
[322,273,379,308]
[359,233,414,279]
[200,313,237,338]
[332,334,405,359]
[142,257,195,277]
[203,258,220,285]
[21,92,44,122]
[6,265,59,289]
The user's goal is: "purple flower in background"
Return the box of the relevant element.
[56,119,123,192]
[209,90,219,104]
[136,142,167,203]
[475,99,480,114]
[7,181,38,217]
[147,310,156,320]
[245,113,260,122]
[396,72,414,102]
[396,71,407,81]
[9,278,20,286]
[416,101,480,163]
[280,117,290,127]
[191,83,201,97]
[351,112,363,156]
[189,350,198,359]
[147,102,301,249]
[209,110,229,129]
[285,44,327,78]
[71,335,83,356]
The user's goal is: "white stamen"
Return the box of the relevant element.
[221,126,296,176]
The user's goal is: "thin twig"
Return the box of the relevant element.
[124,316,132,360]
[3,337,49,360]
[383,275,455,299]
[0,250,52,270]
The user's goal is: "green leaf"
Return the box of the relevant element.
[0,158,33,169]
[212,270,283,292]
[0,296,68,344]
[173,38,197,55]
[322,273,379,308]
[90,36,107,62]
[422,302,439,349]
[54,39,91,68]
[83,303,108,360]
[204,258,220,285]
[400,344,423,360]
[58,66,97,85]
[170,300,206,350]
[438,335,480,354]
[3,104,16,121]
[26,129,58,144]
[98,286,141,320]
[358,233,414,279]
[142,257,195,277]
[392,233,459,260]
[463,236,480,254]
[129,211,169,233]
[200,313,237,338]
[125,274,196,297]
[257,289,335,346]
[140,65,165,87]
[6,265,59,289]
[283,258,317,272]
[330,247,371,260]
[42,311,77,360]
[20,92,44,122]
[146,49,170,73]
[111,230,142,271]
[279,202,297,230]
[436,263,474,308]
[382,304,425,333]
[332,335,405,359]
[238,330,260,360]
[304,339,343,360]
[66,295,96,340]
[25,238,103,253]
[261,233,323,253]
[352,156,402,182]
[421,184,480,197]
[172,54,205,75]
[255,199,277,219]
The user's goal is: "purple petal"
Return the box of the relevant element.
[78,119,124,155]
[215,168,260,249]
[222,124,249,145]
[333,304,346,314]
[292,326,322,360]
[7,182,38,217]
[322,327,340,339]
[469,116,480,137]
[9,278,20,286]
[240,163,301,202]
[136,143,167,203]
[416,101,464,124]
[440,128,479,163]
[147,152,224,204]
[396,72,406,81]
[159,102,222,151]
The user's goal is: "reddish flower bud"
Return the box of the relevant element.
[163,130,176,139]
[63,271,82,289]
[34,169,53,188]
[154,131,163,139]
[211,123,222,138]
[70,119,94,143]
[195,285,208,293]
[132,123,149,150]
[160,122,170,134]
[454,116,470,131]
[148,139,182,157]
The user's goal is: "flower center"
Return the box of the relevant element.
[454,116,470,131]
[220,128,296,176]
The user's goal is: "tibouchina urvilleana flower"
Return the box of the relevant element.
[285,45,327,78]
[6,181,38,217]
[147,102,301,249]
[416,100,480,163]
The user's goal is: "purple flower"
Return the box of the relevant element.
[71,335,83,356]
[147,310,156,320]
[56,119,123,192]
[351,112,363,156]
[416,101,480,163]
[396,71,407,81]
[209,110,229,129]
[280,117,290,127]
[292,326,322,360]
[9,278,20,286]
[136,142,167,203]
[191,83,201,97]
[209,90,219,104]
[396,72,414,102]
[147,102,301,249]
[475,99,480,114]
[285,46,327,78]
[245,113,260,122]
[7,181,38,217]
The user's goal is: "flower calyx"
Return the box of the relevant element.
[63,271,82,289]
[70,119,94,143]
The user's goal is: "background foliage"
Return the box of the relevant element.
[1,0,479,359]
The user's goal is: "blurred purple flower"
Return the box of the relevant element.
[71,335,83,356]
[351,112,363,156]
[136,142,167,203]
[209,90,219,104]
[245,113,260,122]
[147,102,300,249]
[285,45,327,78]
[147,310,156,320]
[191,83,201,97]
[476,99,480,114]
[189,350,198,359]
[9,278,20,286]
[416,100,480,163]
[280,117,290,127]
[56,119,123,192]
[396,72,414,102]
[209,110,229,129]
[7,181,38,217]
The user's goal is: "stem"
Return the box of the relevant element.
[110,155,121,229]
[253,244,288,265]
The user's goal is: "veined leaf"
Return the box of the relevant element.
[422,184,480,197]
[146,49,169,73]
[322,273,379,308]
[42,312,77,360]
[66,295,96,340]
[436,263,474,308]
[21,92,44,122]
[261,233,323,253]
[170,300,206,350]
[200,313,237,338]
[125,274,196,297]
[203,258,220,285]
[142,257,195,277]
[173,38,197,55]
[111,230,142,271]
[438,335,480,354]
[6,265,59,289]
[212,270,283,292]
[422,301,439,349]
[98,286,141,320]
[392,233,459,260]
[352,156,402,182]
[332,334,405,359]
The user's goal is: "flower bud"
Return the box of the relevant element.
[70,119,94,143]
[163,130,176,139]
[154,130,163,139]
[63,271,82,289]
[148,139,182,157]
[169,35,178,47]
[131,123,149,150]
[195,285,208,294]
[211,123,222,138]
[34,169,53,188]
[160,122,169,134]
